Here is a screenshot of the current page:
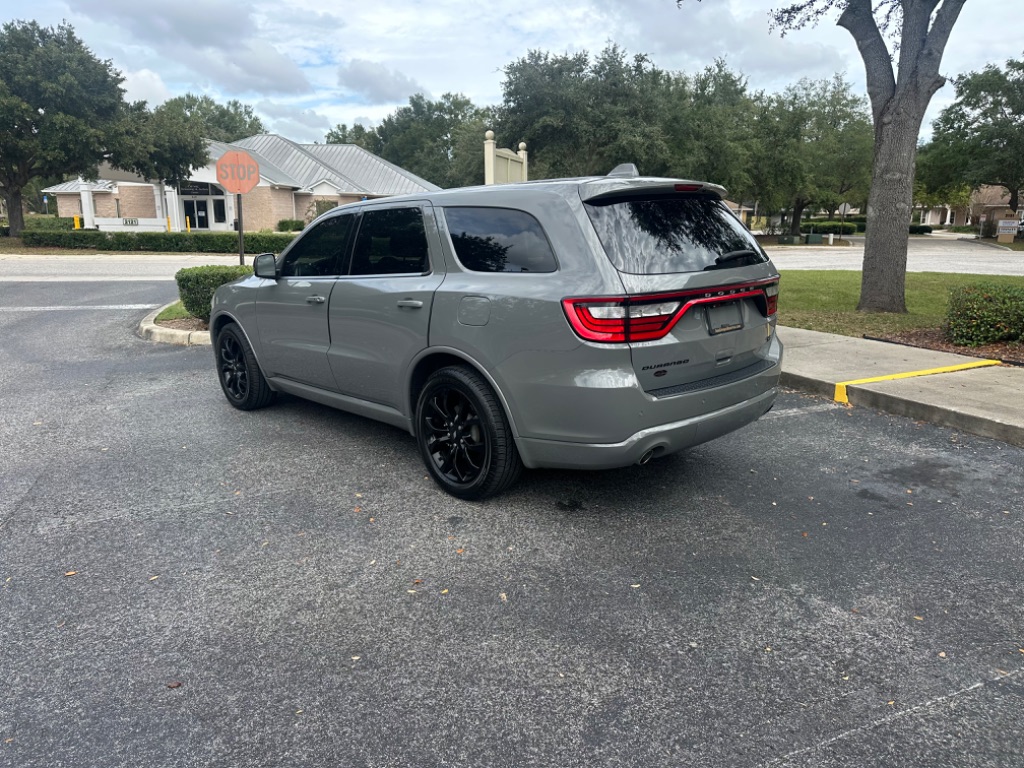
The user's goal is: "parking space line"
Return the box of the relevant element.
[834,359,1002,404]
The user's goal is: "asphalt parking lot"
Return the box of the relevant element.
[1,260,1022,767]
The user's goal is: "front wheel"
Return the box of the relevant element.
[215,323,276,410]
[415,367,522,500]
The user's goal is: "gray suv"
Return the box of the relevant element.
[211,165,782,499]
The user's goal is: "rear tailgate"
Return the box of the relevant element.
[574,182,779,394]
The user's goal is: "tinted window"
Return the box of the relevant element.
[444,207,557,273]
[280,214,353,277]
[350,207,429,276]
[584,195,768,274]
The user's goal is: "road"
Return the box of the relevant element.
[1,254,1022,767]
[765,236,1024,275]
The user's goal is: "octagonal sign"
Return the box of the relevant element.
[216,150,261,195]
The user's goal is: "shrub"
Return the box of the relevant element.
[20,230,296,253]
[175,265,253,322]
[23,215,76,231]
[799,221,856,235]
[945,283,1024,347]
[277,218,305,232]
[0,226,8,238]
[948,225,977,234]
[908,225,933,235]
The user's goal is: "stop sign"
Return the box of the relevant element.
[216,150,261,194]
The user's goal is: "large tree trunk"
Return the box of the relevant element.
[858,100,925,313]
[789,199,807,236]
[1,187,26,237]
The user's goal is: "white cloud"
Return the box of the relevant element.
[337,59,430,103]
[121,68,172,106]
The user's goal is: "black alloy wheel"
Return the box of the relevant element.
[416,366,522,500]
[215,324,275,410]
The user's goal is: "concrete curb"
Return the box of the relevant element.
[139,303,211,346]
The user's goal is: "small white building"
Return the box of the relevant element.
[44,135,440,232]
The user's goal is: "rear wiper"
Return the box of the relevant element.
[716,249,760,264]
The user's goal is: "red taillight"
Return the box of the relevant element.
[562,279,780,343]
[674,184,703,192]
[764,281,779,316]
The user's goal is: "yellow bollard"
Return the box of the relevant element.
[166,216,171,232]
[73,215,80,230]
[186,216,191,233]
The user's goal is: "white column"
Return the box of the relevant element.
[484,130,496,185]
[78,179,96,229]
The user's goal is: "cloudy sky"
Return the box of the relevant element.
[4,0,1019,144]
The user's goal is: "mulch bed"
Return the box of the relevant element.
[158,317,208,332]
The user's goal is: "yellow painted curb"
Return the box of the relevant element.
[834,359,1002,404]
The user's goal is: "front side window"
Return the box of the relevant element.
[444,207,557,273]
[584,195,768,274]
[350,207,429,276]
[280,214,353,277]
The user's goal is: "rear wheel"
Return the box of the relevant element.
[215,323,276,410]
[415,367,522,500]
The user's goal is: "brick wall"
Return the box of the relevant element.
[56,195,82,217]
[93,194,117,218]
[116,185,157,218]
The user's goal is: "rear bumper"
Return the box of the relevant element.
[514,383,778,470]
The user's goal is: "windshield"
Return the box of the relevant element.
[584,195,768,274]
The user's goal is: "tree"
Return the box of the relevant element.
[680,0,967,313]
[495,46,671,178]
[374,93,489,188]
[324,123,381,153]
[157,93,265,143]
[0,21,125,235]
[108,101,207,186]
[929,57,1024,214]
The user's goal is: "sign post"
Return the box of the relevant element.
[215,150,261,265]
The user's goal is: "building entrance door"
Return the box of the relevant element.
[183,200,210,229]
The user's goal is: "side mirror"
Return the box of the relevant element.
[253,252,278,279]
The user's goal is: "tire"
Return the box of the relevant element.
[415,366,522,500]
[214,323,276,411]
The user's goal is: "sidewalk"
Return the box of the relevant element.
[778,326,1024,448]
[140,308,1024,449]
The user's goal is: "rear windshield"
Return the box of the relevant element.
[584,195,768,274]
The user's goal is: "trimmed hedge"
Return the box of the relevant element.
[945,283,1024,347]
[175,265,254,322]
[277,218,305,232]
[23,216,76,231]
[800,221,856,235]
[0,226,8,238]
[908,225,933,235]
[21,230,296,253]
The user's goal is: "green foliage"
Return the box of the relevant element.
[908,225,933,235]
[157,93,265,143]
[0,226,8,237]
[930,56,1024,214]
[21,230,296,252]
[799,221,856,235]
[945,283,1024,346]
[277,219,305,232]
[175,265,253,322]
[324,123,381,153]
[0,21,125,236]
[495,46,672,179]
[23,216,76,231]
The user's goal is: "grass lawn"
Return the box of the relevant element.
[155,300,191,323]
[778,270,1024,337]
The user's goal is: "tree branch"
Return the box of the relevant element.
[919,0,967,88]
[837,0,895,122]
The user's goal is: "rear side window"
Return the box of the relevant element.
[444,207,557,273]
[584,195,768,274]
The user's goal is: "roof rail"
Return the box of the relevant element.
[606,163,639,178]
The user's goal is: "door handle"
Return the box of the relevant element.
[306,295,326,304]
[396,299,424,308]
